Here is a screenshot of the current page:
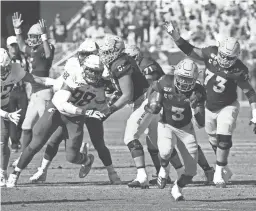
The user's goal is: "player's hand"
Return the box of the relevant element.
[249,119,256,134]
[189,91,202,109]
[12,12,23,28]
[85,109,106,121]
[7,109,22,125]
[164,21,180,41]
[38,19,47,34]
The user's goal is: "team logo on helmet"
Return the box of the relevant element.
[77,39,98,64]
[97,35,125,65]
[82,55,104,86]
[217,37,240,69]
[27,24,43,47]
[174,59,199,92]
[0,48,12,81]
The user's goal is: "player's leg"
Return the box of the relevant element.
[8,92,19,152]
[125,100,155,188]
[85,117,121,184]
[6,103,60,187]
[157,122,177,189]
[29,126,65,183]
[205,108,218,154]
[63,115,94,177]
[214,101,240,188]
[171,123,198,201]
[0,118,10,187]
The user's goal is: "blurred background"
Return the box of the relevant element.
[1,0,256,100]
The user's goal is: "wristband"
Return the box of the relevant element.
[41,34,48,41]
[14,28,22,35]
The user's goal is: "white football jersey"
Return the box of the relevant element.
[56,57,107,116]
[1,63,26,109]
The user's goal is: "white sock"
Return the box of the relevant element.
[40,158,51,170]
[137,168,147,180]
[14,166,22,172]
[106,164,115,174]
[158,165,170,179]
[215,164,224,174]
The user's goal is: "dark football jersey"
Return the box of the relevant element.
[138,57,165,80]
[110,53,149,102]
[25,44,55,93]
[153,75,206,128]
[201,46,249,111]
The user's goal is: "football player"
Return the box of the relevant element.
[125,44,183,184]
[125,45,214,186]
[11,12,55,167]
[146,59,205,200]
[6,55,111,188]
[29,52,121,185]
[6,36,29,152]
[165,21,256,187]
[0,48,55,187]
[92,35,151,188]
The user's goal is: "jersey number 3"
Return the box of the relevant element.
[70,90,96,106]
[171,106,185,121]
[204,69,227,93]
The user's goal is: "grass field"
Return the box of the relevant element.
[1,106,256,211]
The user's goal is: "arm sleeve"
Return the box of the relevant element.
[25,45,32,56]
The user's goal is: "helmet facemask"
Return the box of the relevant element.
[217,37,240,69]
[27,34,42,47]
[77,51,95,65]
[174,59,199,93]
[82,66,103,86]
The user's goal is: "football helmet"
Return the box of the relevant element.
[217,37,240,68]
[0,48,12,81]
[77,39,98,64]
[174,59,199,92]
[125,44,142,62]
[27,24,43,47]
[82,55,104,85]
[98,35,125,65]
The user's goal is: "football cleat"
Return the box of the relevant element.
[203,167,215,184]
[0,170,7,187]
[171,180,185,201]
[79,154,94,178]
[29,167,47,183]
[128,178,149,189]
[108,171,122,185]
[157,176,167,189]
[6,173,19,188]
[149,175,172,185]
[223,166,233,183]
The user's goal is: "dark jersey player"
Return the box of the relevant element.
[165,21,256,188]
[12,12,55,168]
[145,58,206,200]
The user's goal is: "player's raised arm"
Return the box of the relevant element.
[38,19,54,59]
[12,12,26,53]
[237,72,256,133]
[164,21,205,61]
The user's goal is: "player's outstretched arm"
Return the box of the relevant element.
[238,79,256,133]
[12,12,26,52]
[22,72,55,87]
[164,21,205,61]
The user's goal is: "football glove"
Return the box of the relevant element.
[6,109,21,125]
[85,109,106,121]
[189,91,202,109]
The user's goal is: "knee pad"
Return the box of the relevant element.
[160,157,169,167]
[171,148,178,158]
[127,139,144,158]
[217,134,232,150]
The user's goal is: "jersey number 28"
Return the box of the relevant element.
[204,69,227,93]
